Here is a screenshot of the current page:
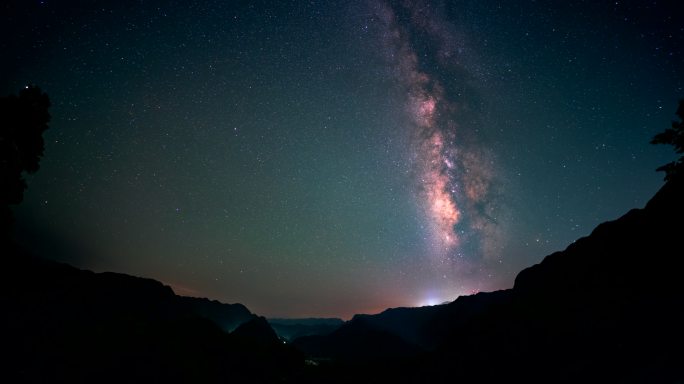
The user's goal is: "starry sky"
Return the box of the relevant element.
[2,0,682,319]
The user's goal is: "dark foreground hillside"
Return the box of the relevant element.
[0,249,303,383]
[295,177,684,383]
[427,176,684,383]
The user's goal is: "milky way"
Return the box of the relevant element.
[373,0,502,271]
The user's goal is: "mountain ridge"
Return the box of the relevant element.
[291,177,684,382]
[0,247,302,383]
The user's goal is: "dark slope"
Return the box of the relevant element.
[425,177,684,383]
[293,317,422,362]
[292,290,513,363]
[350,305,442,348]
[176,296,253,332]
[0,249,302,383]
[232,316,281,346]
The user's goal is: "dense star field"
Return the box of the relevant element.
[2,0,682,318]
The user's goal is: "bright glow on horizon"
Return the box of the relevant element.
[420,297,441,307]
[417,294,456,307]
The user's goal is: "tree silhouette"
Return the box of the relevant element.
[651,99,684,181]
[0,86,51,233]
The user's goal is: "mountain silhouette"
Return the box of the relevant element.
[0,245,302,383]
[177,296,253,332]
[293,315,422,362]
[232,316,281,346]
[291,177,684,383]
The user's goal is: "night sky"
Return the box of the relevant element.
[2,0,682,319]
